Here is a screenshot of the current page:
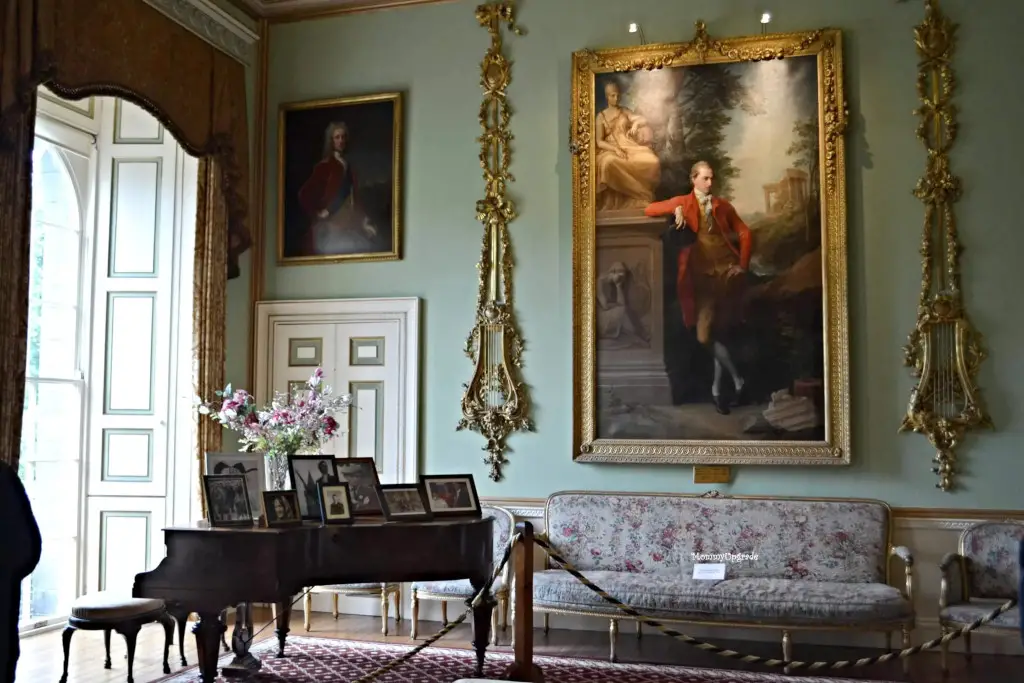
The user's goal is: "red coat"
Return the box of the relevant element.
[644,193,751,328]
[297,157,357,220]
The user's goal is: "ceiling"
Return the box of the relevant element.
[233,0,450,21]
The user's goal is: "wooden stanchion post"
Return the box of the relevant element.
[504,521,544,682]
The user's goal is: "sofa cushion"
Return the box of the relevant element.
[412,577,505,597]
[531,570,912,626]
[544,493,889,584]
[941,601,1020,630]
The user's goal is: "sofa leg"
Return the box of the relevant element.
[939,626,950,675]
[781,630,792,675]
[440,600,448,626]
[500,594,509,631]
[491,606,499,646]
[542,613,550,634]
[901,625,912,675]
[963,631,972,662]
[609,619,619,663]
[394,585,403,622]
[636,621,642,639]
[380,590,390,636]
[410,593,419,640]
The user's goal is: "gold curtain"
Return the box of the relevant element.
[194,158,228,516]
[0,0,252,467]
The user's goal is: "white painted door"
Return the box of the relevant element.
[255,298,420,485]
[83,98,195,592]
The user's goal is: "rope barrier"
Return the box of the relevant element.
[533,535,1018,671]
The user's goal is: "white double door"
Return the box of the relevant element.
[256,298,420,486]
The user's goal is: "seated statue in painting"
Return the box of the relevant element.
[595,81,661,212]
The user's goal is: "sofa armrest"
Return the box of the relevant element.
[939,551,966,607]
[889,545,915,604]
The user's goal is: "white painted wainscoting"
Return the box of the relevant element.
[309,500,1024,656]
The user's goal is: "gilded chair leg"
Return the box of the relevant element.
[609,619,619,663]
[332,593,339,620]
[499,594,509,631]
[901,625,912,675]
[491,606,499,646]
[440,600,448,626]
[394,586,402,622]
[782,630,793,675]
[380,590,390,636]
[410,593,419,640]
[542,612,550,634]
[939,626,950,675]
[302,592,312,632]
[963,631,972,662]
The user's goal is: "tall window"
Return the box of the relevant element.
[20,134,90,629]
[19,92,198,633]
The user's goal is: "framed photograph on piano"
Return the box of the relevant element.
[261,490,303,528]
[317,482,354,525]
[202,474,253,528]
[377,483,432,523]
[419,474,482,518]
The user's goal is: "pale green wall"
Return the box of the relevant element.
[254,0,1024,508]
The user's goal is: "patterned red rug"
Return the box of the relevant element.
[157,636,891,683]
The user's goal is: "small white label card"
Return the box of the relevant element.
[692,563,727,580]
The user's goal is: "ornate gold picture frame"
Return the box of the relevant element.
[277,92,402,265]
[571,22,850,466]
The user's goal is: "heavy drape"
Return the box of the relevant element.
[0,0,251,466]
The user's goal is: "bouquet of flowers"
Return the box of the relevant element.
[197,367,352,488]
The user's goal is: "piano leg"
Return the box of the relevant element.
[192,612,227,683]
[274,599,292,658]
[469,576,496,678]
[222,602,263,677]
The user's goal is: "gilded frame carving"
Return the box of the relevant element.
[571,22,851,466]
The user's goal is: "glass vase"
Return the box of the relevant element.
[265,451,292,491]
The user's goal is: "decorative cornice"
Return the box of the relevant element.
[142,0,260,65]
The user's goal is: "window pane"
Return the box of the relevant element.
[27,140,83,380]
[19,381,82,625]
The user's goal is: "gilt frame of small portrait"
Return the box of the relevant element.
[277,91,403,265]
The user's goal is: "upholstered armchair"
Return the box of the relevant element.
[409,505,514,645]
[937,520,1024,672]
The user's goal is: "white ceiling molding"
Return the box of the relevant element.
[235,0,450,22]
[141,0,260,65]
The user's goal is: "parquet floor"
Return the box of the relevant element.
[15,608,1019,683]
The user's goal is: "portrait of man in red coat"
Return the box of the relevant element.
[645,160,752,414]
[296,121,379,256]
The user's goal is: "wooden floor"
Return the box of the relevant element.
[15,609,1017,683]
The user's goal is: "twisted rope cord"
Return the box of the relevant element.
[534,536,1017,671]
[350,532,521,683]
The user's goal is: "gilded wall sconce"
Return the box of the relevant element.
[457,1,533,482]
[899,0,991,491]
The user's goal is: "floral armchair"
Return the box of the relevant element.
[938,520,1024,672]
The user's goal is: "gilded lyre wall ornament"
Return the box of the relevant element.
[899,0,991,491]
[457,1,533,482]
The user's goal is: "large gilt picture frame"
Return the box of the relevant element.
[572,22,850,466]
[277,92,402,265]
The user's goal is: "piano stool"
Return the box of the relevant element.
[58,592,178,683]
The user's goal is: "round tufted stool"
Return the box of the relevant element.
[59,592,176,683]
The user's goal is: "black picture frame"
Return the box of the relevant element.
[377,483,433,523]
[318,482,354,525]
[261,490,303,528]
[202,474,253,528]
[333,456,384,516]
[287,454,340,520]
[419,474,482,518]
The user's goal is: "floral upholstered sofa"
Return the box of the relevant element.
[533,491,915,669]
[937,520,1024,672]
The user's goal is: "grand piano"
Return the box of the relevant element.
[134,516,495,682]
